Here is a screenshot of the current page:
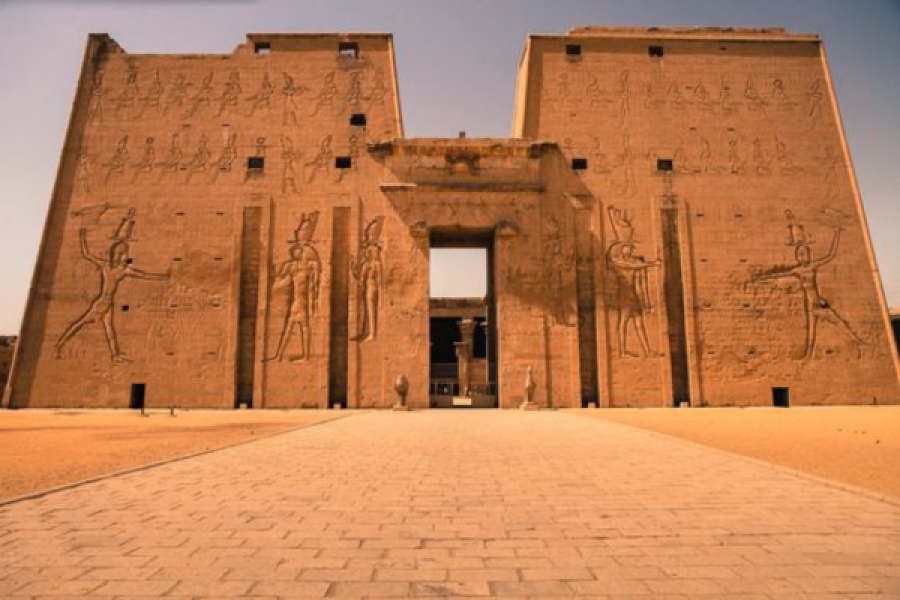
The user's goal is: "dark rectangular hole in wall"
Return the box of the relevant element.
[772,387,790,408]
[335,156,352,169]
[661,208,691,407]
[254,42,271,55]
[657,159,674,172]
[121,305,129,313]
[235,207,262,409]
[565,44,582,57]
[329,207,351,409]
[338,41,359,58]
[649,45,664,57]
[572,157,588,171]
[247,157,265,171]
[129,383,146,410]
[350,113,367,127]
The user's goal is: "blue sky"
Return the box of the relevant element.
[0,0,898,331]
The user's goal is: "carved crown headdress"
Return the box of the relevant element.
[364,216,385,246]
[290,211,319,244]
[607,205,636,243]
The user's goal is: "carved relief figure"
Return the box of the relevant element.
[158,133,182,179]
[165,74,189,114]
[586,76,609,107]
[752,210,864,359]
[212,133,237,182]
[366,69,387,104]
[351,216,385,342]
[183,135,210,183]
[743,76,766,111]
[807,79,823,121]
[185,71,213,118]
[774,135,801,175]
[131,137,155,181]
[246,73,274,116]
[544,216,567,326]
[75,151,92,193]
[137,71,163,118]
[751,138,770,176]
[281,72,304,126]
[698,137,722,174]
[588,135,612,174]
[618,71,631,124]
[104,136,129,183]
[666,82,685,108]
[606,206,661,358]
[345,71,363,107]
[311,71,338,116]
[619,134,636,195]
[88,72,104,124]
[217,71,242,116]
[281,135,300,193]
[305,135,333,183]
[115,65,140,115]
[727,137,743,175]
[268,212,321,362]
[54,209,169,363]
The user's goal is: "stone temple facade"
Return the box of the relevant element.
[4,27,899,410]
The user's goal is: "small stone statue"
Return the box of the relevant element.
[521,365,537,410]
[393,374,410,411]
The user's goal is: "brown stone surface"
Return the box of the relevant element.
[5,27,899,410]
[577,406,900,498]
[0,409,342,501]
[1,411,899,597]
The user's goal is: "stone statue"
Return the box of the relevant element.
[393,374,409,410]
[520,365,537,409]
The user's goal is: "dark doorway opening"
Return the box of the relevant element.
[772,387,790,408]
[129,383,146,410]
[429,231,497,408]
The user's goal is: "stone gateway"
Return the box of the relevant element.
[4,27,899,409]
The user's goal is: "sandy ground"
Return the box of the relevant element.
[576,406,900,499]
[0,409,343,501]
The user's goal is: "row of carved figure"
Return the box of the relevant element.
[551,71,826,124]
[54,209,385,365]
[54,204,863,366]
[75,131,361,192]
[88,66,387,125]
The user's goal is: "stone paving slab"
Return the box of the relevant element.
[0,410,899,598]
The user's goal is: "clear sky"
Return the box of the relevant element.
[0,0,898,332]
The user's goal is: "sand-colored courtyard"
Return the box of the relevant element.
[577,406,900,498]
[0,409,343,501]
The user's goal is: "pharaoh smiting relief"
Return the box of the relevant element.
[54,208,170,363]
[268,212,322,362]
[752,209,864,360]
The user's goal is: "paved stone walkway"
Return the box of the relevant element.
[0,411,898,598]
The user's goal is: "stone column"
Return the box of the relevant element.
[455,319,475,395]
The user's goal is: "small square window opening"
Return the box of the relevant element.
[247,157,265,171]
[649,45,664,58]
[657,159,674,172]
[338,42,359,58]
[254,42,271,55]
[335,156,352,169]
[565,44,582,59]
[571,158,588,171]
[350,113,367,127]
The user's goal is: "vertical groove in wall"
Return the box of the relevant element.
[328,207,351,408]
[236,207,262,406]
[661,208,691,406]
[575,223,600,406]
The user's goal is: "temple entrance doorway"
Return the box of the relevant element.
[428,233,498,408]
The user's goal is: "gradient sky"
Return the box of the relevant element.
[0,0,898,332]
